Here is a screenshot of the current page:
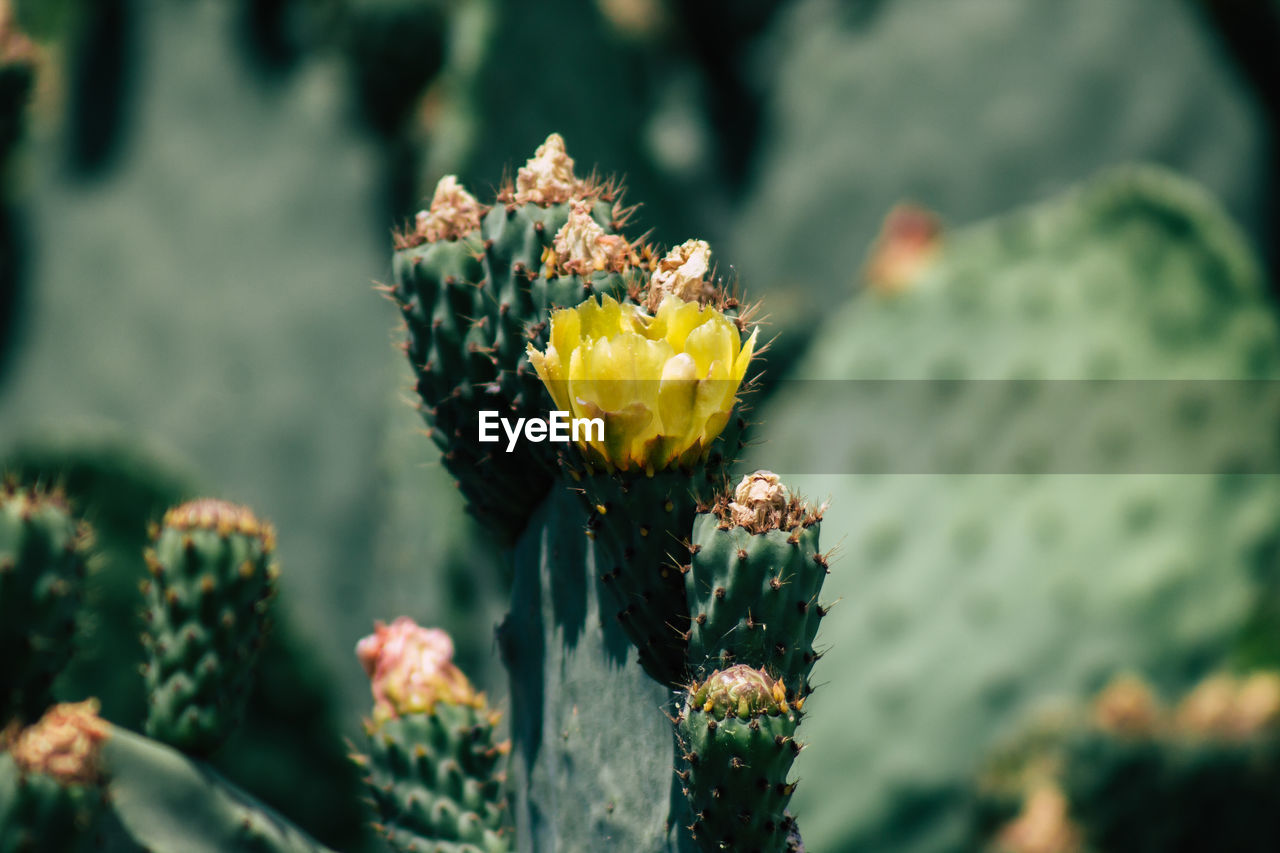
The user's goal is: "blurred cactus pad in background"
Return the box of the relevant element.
[1,0,1280,850]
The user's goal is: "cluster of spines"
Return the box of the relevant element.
[0,480,92,725]
[683,473,830,700]
[140,498,278,756]
[355,703,511,853]
[675,665,803,853]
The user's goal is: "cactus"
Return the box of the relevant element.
[0,487,343,851]
[141,498,279,756]
[750,166,1280,851]
[2,132,832,852]
[526,244,758,686]
[727,0,1271,351]
[352,617,511,853]
[0,699,110,853]
[675,665,802,853]
[389,137,642,540]
[977,671,1280,853]
[393,134,827,850]
[684,472,827,696]
[1,436,371,849]
[0,481,92,725]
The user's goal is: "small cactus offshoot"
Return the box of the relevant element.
[685,472,829,697]
[353,618,511,853]
[0,482,92,725]
[141,499,278,756]
[676,666,803,853]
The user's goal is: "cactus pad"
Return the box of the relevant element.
[753,167,1280,851]
[685,474,827,696]
[676,666,802,853]
[390,139,641,541]
[0,482,91,724]
[358,704,511,853]
[142,499,278,755]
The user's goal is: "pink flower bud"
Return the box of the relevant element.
[356,617,479,719]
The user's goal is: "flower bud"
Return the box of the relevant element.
[357,618,480,720]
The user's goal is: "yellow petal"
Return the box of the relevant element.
[658,353,697,439]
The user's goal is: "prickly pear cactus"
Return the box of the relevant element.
[977,671,1280,853]
[0,482,91,725]
[729,0,1270,341]
[0,700,109,853]
[389,137,641,539]
[675,666,802,853]
[529,261,758,686]
[752,166,1280,852]
[0,492,344,852]
[394,134,811,852]
[352,617,511,853]
[685,472,828,695]
[141,498,278,755]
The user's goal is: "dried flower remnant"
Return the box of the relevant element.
[414,175,484,243]
[648,239,713,308]
[552,200,632,275]
[514,133,583,205]
[8,700,109,786]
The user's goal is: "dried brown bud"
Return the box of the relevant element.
[649,239,713,305]
[552,200,632,275]
[514,133,583,205]
[414,176,484,242]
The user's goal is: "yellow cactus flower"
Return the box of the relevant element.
[528,293,757,473]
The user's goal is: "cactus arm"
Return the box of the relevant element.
[500,484,686,852]
[102,722,337,853]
